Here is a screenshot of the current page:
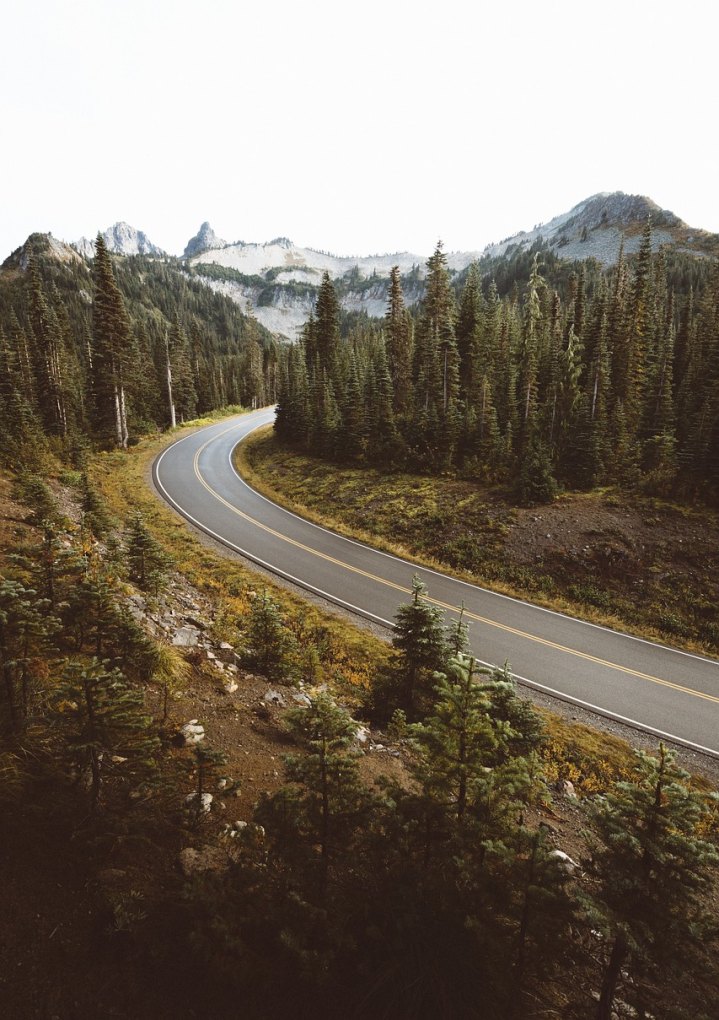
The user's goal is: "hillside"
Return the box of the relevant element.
[0,233,282,459]
[183,193,718,339]
[484,192,719,264]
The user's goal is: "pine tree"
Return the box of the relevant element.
[243,590,293,680]
[515,430,557,505]
[314,272,341,374]
[384,266,413,418]
[90,235,134,447]
[27,259,71,436]
[0,579,57,731]
[372,575,447,721]
[586,744,719,1020]
[409,655,498,823]
[125,512,169,594]
[456,263,483,399]
[515,255,545,456]
[54,658,159,812]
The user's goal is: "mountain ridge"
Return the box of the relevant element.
[14,191,717,341]
[74,221,165,258]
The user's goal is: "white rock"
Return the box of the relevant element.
[550,849,579,873]
[172,626,200,647]
[291,690,312,707]
[180,721,205,745]
[223,680,239,694]
[263,689,286,707]
[354,725,371,745]
[185,792,213,813]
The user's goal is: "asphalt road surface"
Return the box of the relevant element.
[153,409,719,758]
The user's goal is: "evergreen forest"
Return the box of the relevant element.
[0,227,717,1019]
[0,233,280,466]
[276,225,719,505]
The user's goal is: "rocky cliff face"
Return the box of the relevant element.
[183,222,227,259]
[74,222,165,258]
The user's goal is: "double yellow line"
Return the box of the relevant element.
[192,423,719,707]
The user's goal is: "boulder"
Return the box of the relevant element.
[290,690,312,708]
[185,791,213,814]
[222,679,239,694]
[549,849,579,873]
[172,625,200,647]
[263,689,287,707]
[217,642,236,664]
[180,720,205,745]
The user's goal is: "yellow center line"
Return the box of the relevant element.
[190,422,719,707]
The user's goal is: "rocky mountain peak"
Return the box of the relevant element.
[74,222,165,259]
[2,232,86,272]
[484,191,694,265]
[563,192,684,233]
[183,222,227,259]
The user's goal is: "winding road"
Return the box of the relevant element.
[153,409,719,758]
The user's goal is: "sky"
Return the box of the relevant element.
[2,0,717,260]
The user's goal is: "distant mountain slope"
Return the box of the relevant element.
[182,192,717,339]
[74,222,166,258]
[30,192,716,342]
[484,192,719,264]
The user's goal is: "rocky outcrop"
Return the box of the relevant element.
[74,222,166,258]
[183,221,227,258]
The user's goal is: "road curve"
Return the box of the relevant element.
[153,409,719,758]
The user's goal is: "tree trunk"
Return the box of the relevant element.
[165,333,176,429]
[597,932,627,1020]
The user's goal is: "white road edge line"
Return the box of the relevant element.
[153,413,719,760]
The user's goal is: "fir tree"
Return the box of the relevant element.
[243,590,293,680]
[90,235,134,447]
[372,574,447,721]
[586,744,719,1020]
[125,512,169,594]
[258,691,370,898]
[54,658,159,812]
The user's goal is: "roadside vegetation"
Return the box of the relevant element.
[0,420,717,1018]
[0,225,717,1018]
[240,427,719,655]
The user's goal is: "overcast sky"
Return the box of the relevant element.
[2,0,717,260]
